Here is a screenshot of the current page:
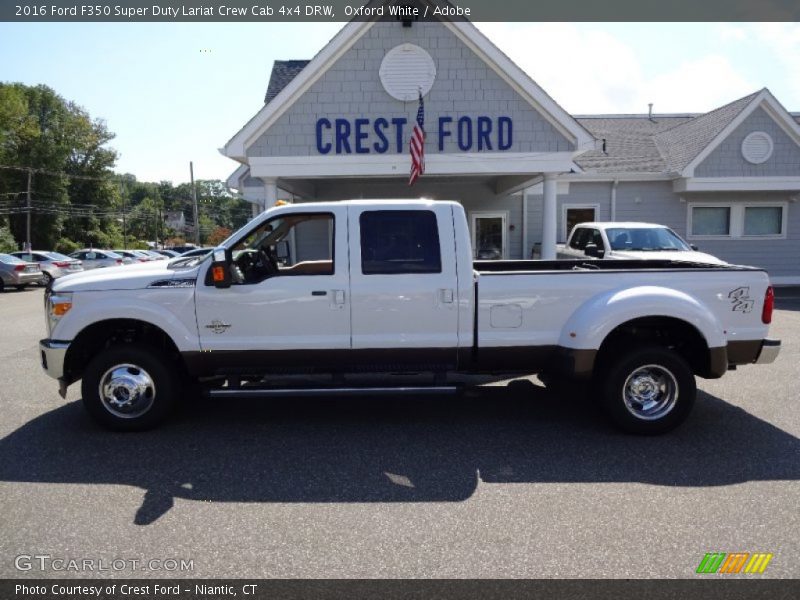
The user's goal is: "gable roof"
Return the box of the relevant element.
[264,60,310,104]
[223,7,596,162]
[653,91,760,174]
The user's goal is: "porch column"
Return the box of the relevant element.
[541,173,558,260]
[261,177,278,211]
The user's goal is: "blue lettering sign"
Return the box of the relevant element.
[498,116,512,151]
[477,116,492,151]
[391,117,407,153]
[335,119,352,154]
[438,116,453,152]
[354,118,370,154]
[373,118,389,153]
[457,116,472,151]
[316,118,332,154]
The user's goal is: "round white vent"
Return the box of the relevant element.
[379,44,436,102]
[741,131,774,164]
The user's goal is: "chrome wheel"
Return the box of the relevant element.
[622,364,678,421]
[98,363,156,419]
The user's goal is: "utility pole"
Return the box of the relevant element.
[190,161,200,245]
[121,183,127,249]
[25,169,32,251]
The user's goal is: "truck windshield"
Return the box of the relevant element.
[607,227,691,251]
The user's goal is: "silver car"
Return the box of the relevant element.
[69,249,129,270]
[10,250,83,286]
[0,253,43,292]
[113,249,153,263]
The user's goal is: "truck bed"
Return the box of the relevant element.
[473,259,758,273]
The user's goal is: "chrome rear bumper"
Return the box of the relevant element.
[755,338,781,365]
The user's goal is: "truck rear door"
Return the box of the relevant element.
[347,204,460,369]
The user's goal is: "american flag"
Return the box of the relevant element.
[409,91,425,186]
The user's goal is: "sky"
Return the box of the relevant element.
[1,21,798,185]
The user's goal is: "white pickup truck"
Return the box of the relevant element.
[40,200,780,434]
[557,222,726,265]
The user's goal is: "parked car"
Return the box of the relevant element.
[558,222,726,265]
[114,249,154,263]
[40,200,779,434]
[168,244,199,254]
[154,249,180,258]
[0,253,42,291]
[10,250,83,285]
[140,250,168,261]
[68,249,128,270]
[178,247,214,259]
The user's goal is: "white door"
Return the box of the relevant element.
[471,212,507,260]
[348,204,460,369]
[194,207,350,358]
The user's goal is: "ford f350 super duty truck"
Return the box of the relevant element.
[40,200,780,434]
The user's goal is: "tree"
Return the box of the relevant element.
[206,226,232,246]
[0,223,17,252]
[0,83,119,249]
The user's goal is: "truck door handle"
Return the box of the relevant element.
[440,288,454,304]
[311,290,327,296]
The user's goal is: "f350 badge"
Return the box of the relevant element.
[728,287,754,313]
[205,320,232,334]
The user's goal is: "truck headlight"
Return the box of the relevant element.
[47,292,73,334]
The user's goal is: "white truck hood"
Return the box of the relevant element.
[52,261,200,292]
[607,249,727,265]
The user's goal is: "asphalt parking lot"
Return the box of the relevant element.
[0,287,798,579]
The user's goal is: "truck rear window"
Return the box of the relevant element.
[360,210,442,275]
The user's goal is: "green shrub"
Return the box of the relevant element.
[0,225,19,253]
[55,238,80,255]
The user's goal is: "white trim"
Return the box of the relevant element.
[226,164,250,190]
[687,201,788,240]
[224,20,374,160]
[683,89,800,177]
[525,181,571,195]
[470,211,509,260]
[248,152,577,179]
[561,203,600,243]
[674,176,800,193]
[561,173,673,183]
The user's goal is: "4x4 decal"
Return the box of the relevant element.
[728,287,754,313]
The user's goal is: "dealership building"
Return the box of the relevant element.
[223,13,800,283]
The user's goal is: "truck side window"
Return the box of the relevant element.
[590,229,605,250]
[360,210,442,275]
[569,228,589,250]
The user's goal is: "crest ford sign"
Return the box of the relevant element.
[315,115,513,155]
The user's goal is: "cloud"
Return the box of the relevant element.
[475,23,758,114]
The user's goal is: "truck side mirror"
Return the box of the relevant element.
[207,247,232,288]
[584,243,605,259]
[275,240,291,265]
[690,244,699,251]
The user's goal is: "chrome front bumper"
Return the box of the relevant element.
[39,339,70,380]
[755,338,781,365]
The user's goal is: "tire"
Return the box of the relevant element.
[15,284,28,291]
[41,272,53,287]
[81,344,178,431]
[0,279,4,293]
[599,345,695,435]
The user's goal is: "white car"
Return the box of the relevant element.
[558,222,726,265]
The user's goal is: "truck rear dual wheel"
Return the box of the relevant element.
[81,344,178,431]
[599,346,695,435]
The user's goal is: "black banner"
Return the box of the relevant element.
[3,580,800,600]
[2,0,800,22]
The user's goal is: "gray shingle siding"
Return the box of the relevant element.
[694,107,800,177]
[247,21,573,158]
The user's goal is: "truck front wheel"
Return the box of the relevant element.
[599,346,695,434]
[81,344,177,431]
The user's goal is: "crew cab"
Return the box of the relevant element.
[40,200,780,434]
[558,222,726,264]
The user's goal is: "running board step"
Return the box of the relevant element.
[207,386,460,399]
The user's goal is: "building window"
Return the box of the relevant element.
[744,206,783,236]
[688,203,787,239]
[691,207,731,236]
[360,210,442,274]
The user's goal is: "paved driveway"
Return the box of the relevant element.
[1,287,798,578]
